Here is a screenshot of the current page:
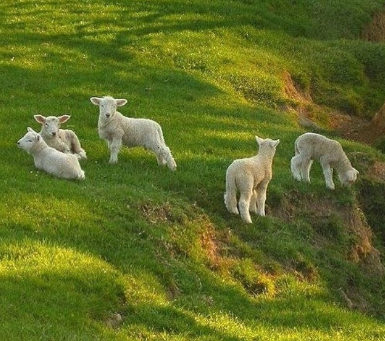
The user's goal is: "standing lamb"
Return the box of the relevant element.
[90,96,177,171]
[17,127,85,180]
[291,132,359,190]
[224,136,280,224]
[34,114,87,160]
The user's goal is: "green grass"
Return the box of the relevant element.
[1,0,385,340]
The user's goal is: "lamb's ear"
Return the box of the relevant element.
[90,97,101,106]
[59,115,71,123]
[354,168,359,175]
[255,136,262,145]
[27,127,35,133]
[116,99,127,107]
[273,139,280,147]
[34,114,46,124]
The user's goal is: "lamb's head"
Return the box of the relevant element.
[339,167,359,187]
[256,136,280,157]
[17,127,41,153]
[34,114,70,137]
[90,96,127,120]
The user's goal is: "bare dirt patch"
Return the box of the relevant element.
[362,8,385,42]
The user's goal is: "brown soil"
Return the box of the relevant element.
[362,8,385,42]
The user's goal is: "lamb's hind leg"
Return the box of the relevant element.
[71,135,87,160]
[255,182,268,216]
[249,189,258,214]
[150,141,177,171]
[163,146,177,171]
[238,189,253,224]
[291,155,302,181]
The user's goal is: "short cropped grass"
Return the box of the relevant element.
[1,0,385,340]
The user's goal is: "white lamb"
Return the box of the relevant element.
[291,132,359,190]
[17,127,85,180]
[224,136,280,224]
[90,96,177,171]
[34,114,87,160]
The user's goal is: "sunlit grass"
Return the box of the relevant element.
[1,0,385,340]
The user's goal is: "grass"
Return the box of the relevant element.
[1,0,385,340]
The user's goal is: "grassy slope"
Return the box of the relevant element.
[1,0,385,340]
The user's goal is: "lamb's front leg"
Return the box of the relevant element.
[301,159,313,183]
[320,157,335,190]
[108,138,122,164]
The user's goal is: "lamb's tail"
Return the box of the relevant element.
[224,170,239,214]
[294,138,300,155]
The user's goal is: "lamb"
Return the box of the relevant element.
[224,136,280,224]
[17,127,85,180]
[34,114,87,160]
[290,132,359,190]
[90,96,177,171]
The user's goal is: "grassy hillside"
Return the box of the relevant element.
[1,0,385,340]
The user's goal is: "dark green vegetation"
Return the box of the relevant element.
[1,0,385,340]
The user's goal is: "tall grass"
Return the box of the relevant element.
[1,0,385,340]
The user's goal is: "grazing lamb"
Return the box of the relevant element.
[224,136,280,224]
[34,114,87,160]
[90,96,177,171]
[291,132,359,190]
[17,127,85,180]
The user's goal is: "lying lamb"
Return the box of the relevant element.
[224,136,280,224]
[34,114,87,160]
[17,127,85,180]
[291,132,359,190]
[90,96,177,171]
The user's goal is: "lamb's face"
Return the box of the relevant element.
[43,116,61,137]
[340,168,359,187]
[90,96,128,120]
[17,130,39,152]
[34,114,70,137]
[99,98,117,119]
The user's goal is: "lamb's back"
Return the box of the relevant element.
[228,156,269,179]
[121,118,161,146]
[297,133,340,159]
